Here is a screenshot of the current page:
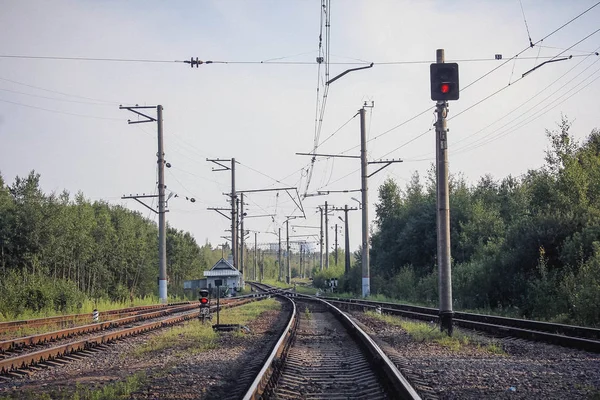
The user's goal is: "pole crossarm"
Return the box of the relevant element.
[207,158,233,171]
[326,63,374,85]
[236,187,296,194]
[331,207,359,212]
[121,195,158,214]
[243,214,276,219]
[208,207,231,220]
[296,152,360,159]
[367,159,403,178]
[119,105,158,124]
[522,56,571,78]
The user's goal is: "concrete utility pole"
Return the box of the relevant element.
[286,220,291,284]
[344,205,350,274]
[239,194,245,281]
[334,223,339,266]
[119,105,168,304]
[300,245,304,279]
[319,207,324,270]
[325,201,329,269]
[278,228,282,281]
[359,106,370,297]
[231,158,237,275]
[207,158,238,277]
[253,232,257,281]
[156,106,167,303]
[435,49,454,335]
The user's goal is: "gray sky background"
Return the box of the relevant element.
[1,0,599,254]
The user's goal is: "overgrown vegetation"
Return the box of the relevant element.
[133,298,280,356]
[0,172,224,320]
[0,371,147,400]
[365,311,504,354]
[364,119,600,326]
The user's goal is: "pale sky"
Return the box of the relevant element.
[1,0,599,254]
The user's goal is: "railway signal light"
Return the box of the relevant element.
[430,63,459,101]
[199,289,210,306]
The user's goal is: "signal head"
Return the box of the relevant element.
[430,63,459,101]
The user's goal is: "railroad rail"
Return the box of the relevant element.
[0,301,192,335]
[0,294,268,376]
[243,283,421,400]
[320,296,600,353]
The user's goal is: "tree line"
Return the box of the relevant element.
[363,118,600,326]
[0,171,222,318]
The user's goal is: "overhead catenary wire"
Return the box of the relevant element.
[318,4,600,190]
[0,98,123,121]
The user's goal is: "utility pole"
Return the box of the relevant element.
[344,205,351,275]
[286,219,291,284]
[319,207,324,271]
[334,223,339,266]
[240,193,245,279]
[300,245,304,279]
[254,231,258,281]
[207,158,238,276]
[231,158,237,277]
[330,205,358,275]
[120,105,168,304]
[434,49,454,335]
[278,228,282,282]
[359,106,370,297]
[325,201,329,269]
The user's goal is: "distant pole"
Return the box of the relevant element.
[319,207,324,270]
[300,246,304,278]
[325,201,330,269]
[435,49,454,335]
[231,158,237,274]
[239,194,244,281]
[359,106,370,297]
[156,105,168,303]
[334,223,339,266]
[259,249,263,283]
[254,232,257,281]
[278,228,282,281]
[286,220,291,284]
[344,205,350,275]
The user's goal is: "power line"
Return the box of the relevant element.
[0,76,121,104]
[0,87,114,106]
[0,98,122,120]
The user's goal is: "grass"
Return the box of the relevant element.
[304,306,312,320]
[132,298,280,357]
[0,371,147,400]
[365,311,505,355]
[0,295,187,323]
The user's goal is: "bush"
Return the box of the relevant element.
[0,272,86,320]
[562,243,600,327]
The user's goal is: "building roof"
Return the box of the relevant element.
[203,269,240,277]
[203,258,240,277]
[210,258,236,271]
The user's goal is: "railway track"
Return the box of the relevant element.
[0,301,193,338]
[320,295,600,353]
[0,294,267,377]
[243,283,420,400]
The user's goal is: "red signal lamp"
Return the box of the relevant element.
[200,297,209,305]
[440,83,450,94]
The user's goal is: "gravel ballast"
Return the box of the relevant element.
[0,300,289,399]
[351,311,600,399]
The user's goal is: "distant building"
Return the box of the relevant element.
[184,257,242,295]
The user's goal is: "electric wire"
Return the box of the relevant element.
[0,98,122,121]
[318,3,600,189]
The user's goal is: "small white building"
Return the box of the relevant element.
[203,258,242,291]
